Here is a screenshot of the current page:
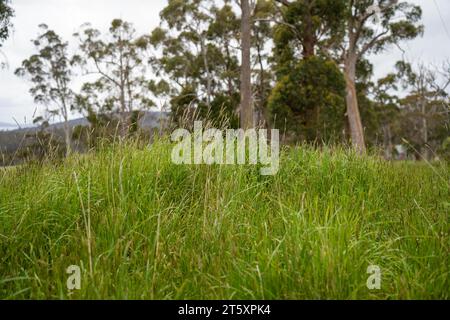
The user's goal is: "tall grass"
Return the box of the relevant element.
[0,140,448,299]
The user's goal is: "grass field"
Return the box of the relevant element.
[0,141,448,299]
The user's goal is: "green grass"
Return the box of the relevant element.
[0,140,448,299]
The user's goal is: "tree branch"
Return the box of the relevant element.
[274,0,290,7]
[358,30,390,59]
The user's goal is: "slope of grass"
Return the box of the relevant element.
[0,141,448,299]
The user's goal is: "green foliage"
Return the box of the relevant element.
[15,24,73,124]
[358,70,400,150]
[73,20,154,117]
[394,63,449,159]
[336,1,423,60]
[198,92,240,128]
[272,0,346,77]
[0,0,13,47]
[150,0,242,126]
[169,85,198,126]
[0,142,448,299]
[441,137,450,161]
[270,0,348,142]
[268,56,346,143]
[16,130,66,163]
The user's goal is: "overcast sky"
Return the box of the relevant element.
[0,0,449,126]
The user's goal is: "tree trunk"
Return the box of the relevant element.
[383,124,393,160]
[61,101,72,156]
[302,2,315,58]
[224,39,234,98]
[118,37,128,139]
[344,57,366,154]
[119,88,128,138]
[63,119,72,156]
[240,0,253,129]
[255,30,268,128]
[421,99,429,160]
[200,36,212,110]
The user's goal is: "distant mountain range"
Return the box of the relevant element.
[0,111,168,133]
[0,111,169,159]
[0,121,15,127]
[0,121,21,130]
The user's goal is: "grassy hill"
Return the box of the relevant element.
[0,141,448,299]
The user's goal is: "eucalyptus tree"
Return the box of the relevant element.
[73,19,153,137]
[15,24,74,155]
[0,0,12,43]
[271,0,423,151]
[150,0,242,127]
[272,0,345,63]
[0,0,14,68]
[252,0,276,127]
[333,0,423,153]
[395,62,449,160]
[208,2,241,114]
[156,0,215,109]
[367,71,401,159]
[269,0,347,143]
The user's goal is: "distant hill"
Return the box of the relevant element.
[0,122,21,131]
[0,121,15,127]
[0,111,169,162]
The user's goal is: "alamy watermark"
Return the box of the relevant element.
[170,121,280,175]
[66,265,81,291]
[366,265,381,290]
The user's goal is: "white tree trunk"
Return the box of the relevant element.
[240,0,253,129]
[344,56,366,154]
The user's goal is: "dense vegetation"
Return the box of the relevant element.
[0,141,448,299]
[4,0,448,162]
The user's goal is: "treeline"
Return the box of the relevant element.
[3,0,450,161]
